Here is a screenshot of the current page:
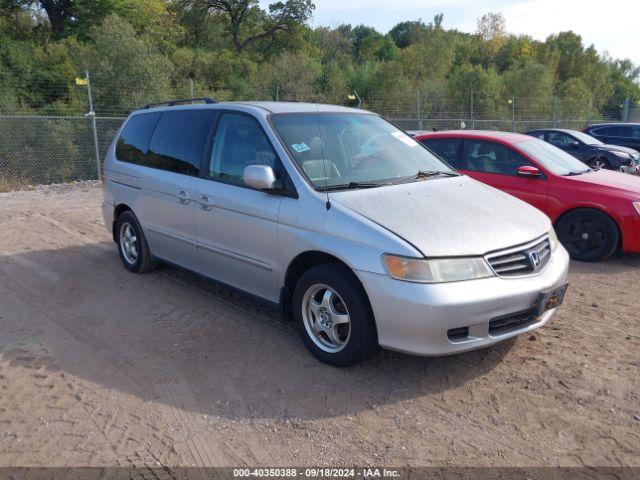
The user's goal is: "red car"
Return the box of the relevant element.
[414,130,640,262]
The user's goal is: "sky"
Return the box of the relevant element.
[291,0,640,65]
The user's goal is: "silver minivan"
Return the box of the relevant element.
[102,100,569,366]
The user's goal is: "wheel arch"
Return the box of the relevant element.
[112,203,133,242]
[281,251,374,323]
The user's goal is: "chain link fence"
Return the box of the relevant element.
[0,79,635,191]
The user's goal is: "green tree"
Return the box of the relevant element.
[87,14,173,112]
[503,60,553,118]
[189,0,314,52]
[447,63,505,119]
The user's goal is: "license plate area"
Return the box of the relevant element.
[534,283,568,317]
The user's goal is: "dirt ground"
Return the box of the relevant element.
[0,182,638,468]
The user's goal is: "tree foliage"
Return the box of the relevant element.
[0,2,638,118]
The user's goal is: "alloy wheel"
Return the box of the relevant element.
[120,222,139,265]
[301,283,351,353]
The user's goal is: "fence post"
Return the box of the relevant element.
[275,85,279,102]
[623,98,630,122]
[353,89,362,109]
[586,98,591,125]
[511,96,516,132]
[470,89,475,129]
[189,78,194,99]
[84,70,101,181]
[552,95,557,128]
[416,90,423,130]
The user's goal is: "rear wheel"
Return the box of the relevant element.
[116,211,158,273]
[292,263,378,366]
[556,209,619,262]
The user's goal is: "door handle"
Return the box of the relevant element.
[177,190,191,205]
[198,195,214,211]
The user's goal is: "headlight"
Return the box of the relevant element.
[612,151,632,159]
[633,202,640,215]
[549,228,559,250]
[382,254,493,283]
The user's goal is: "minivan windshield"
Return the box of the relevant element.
[271,112,456,189]
[517,138,591,176]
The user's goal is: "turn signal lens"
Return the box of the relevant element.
[382,255,493,283]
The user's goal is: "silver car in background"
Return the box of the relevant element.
[102,100,569,366]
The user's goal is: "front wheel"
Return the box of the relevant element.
[292,263,378,366]
[556,209,619,262]
[588,157,611,170]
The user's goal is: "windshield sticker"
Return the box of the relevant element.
[291,142,311,153]
[391,130,418,147]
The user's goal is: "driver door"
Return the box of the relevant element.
[459,139,549,214]
[192,111,284,303]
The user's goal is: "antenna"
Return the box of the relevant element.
[315,103,331,210]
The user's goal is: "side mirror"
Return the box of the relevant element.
[517,165,542,178]
[243,165,279,191]
[570,141,580,149]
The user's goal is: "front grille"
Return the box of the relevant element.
[489,309,537,336]
[486,236,551,277]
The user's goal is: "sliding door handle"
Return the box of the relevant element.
[198,195,214,211]
[177,190,191,205]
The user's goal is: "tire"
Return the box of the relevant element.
[292,263,378,366]
[556,208,619,262]
[588,157,611,170]
[115,211,158,273]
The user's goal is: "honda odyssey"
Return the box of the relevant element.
[102,100,569,366]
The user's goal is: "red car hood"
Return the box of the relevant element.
[564,169,640,197]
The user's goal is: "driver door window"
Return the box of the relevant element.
[461,140,531,176]
[209,113,276,186]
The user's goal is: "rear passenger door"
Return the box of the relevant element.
[137,109,217,273]
[192,111,286,303]
[459,139,549,213]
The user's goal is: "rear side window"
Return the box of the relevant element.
[420,138,462,168]
[595,126,626,137]
[116,112,161,165]
[146,110,217,176]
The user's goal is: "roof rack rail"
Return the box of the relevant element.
[142,97,218,109]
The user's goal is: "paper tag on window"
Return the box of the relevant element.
[291,142,311,153]
[391,130,418,147]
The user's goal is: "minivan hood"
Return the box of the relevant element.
[330,176,550,257]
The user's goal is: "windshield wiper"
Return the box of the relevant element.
[414,170,459,178]
[564,170,591,176]
[317,181,386,191]
[396,170,459,183]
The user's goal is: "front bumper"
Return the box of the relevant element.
[358,245,570,356]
